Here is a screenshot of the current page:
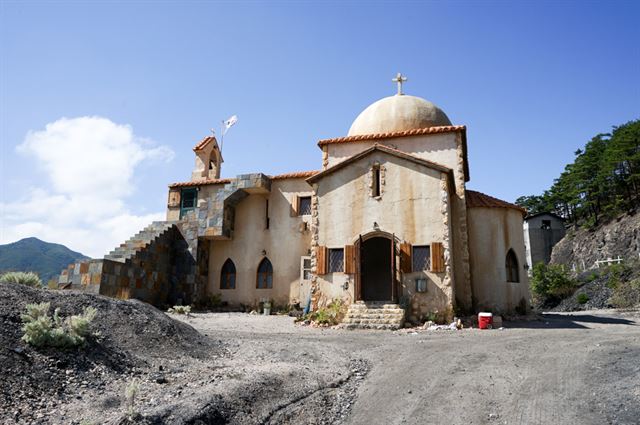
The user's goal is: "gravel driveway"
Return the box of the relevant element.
[177,310,640,425]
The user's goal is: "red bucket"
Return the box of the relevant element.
[478,312,493,329]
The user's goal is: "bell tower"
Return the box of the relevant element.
[191,135,223,180]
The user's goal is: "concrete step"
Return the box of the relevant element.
[339,303,405,330]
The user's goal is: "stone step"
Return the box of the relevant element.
[346,309,405,316]
[338,323,402,331]
[350,303,402,310]
[342,318,404,325]
[346,314,405,320]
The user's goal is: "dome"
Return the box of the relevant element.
[347,94,452,136]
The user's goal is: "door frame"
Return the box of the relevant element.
[354,231,398,303]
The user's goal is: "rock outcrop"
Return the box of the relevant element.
[551,211,640,270]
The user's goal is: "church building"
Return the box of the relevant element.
[165,75,530,323]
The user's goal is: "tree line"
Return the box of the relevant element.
[516,119,640,227]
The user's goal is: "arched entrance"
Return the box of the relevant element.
[355,233,397,302]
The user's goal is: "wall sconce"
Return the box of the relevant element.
[342,281,349,290]
[416,278,427,293]
[373,221,380,230]
[524,263,530,270]
[261,250,267,256]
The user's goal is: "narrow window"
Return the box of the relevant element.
[265,199,270,229]
[412,245,431,272]
[180,188,197,218]
[257,258,273,289]
[220,259,236,289]
[328,248,344,273]
[506,249,519,282]
[301,256,312,281]
[372,164,381,197]
[298,196,312,216]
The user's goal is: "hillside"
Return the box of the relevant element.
[550,211,640,270]
[0,237,89,283]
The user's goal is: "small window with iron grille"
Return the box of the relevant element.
[412,245,431,272]
[298,196,312,216]
[328,248,344,273]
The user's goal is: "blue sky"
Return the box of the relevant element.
[1,0,639,256]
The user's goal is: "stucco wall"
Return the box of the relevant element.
[207,179,312,307]
[467,207,530,313]
[313,150,454,315]
[325,133,459,175]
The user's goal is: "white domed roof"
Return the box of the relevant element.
[348,94,451,137]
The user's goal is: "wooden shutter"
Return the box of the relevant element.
[290,195,299,217]
[400,242,412,273]
[316,246,327,275]
[344,245,356,274]
[168,190,181,207]
[431,242,445,273]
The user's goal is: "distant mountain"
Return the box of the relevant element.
[0,238,90,284]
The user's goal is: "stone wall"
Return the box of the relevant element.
[60,221,206,308]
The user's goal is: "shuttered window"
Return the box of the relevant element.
[344,245,356,274]
[328,248,344,273]
[412,246,431,271]
[430,242,445,273]
[316,246,327,275]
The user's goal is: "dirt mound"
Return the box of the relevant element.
[0,283,221,424]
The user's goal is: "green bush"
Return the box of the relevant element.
[167,305,191,315]
[21,302,97,348]
[606,263,631,289]
[530,263,577,302]
[1,271,42,287]
[609,278,640,308]
[305,299,346,326]
[576,293,589,304]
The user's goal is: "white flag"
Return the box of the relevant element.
[223,115,238,135]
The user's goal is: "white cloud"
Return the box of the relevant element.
[1,116,174,257]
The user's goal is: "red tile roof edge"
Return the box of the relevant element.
[169,178,232,188]
[168,171,319,188]
[193,136,217,151]
[270,170,319,180]
[466,190,526,215]
[317,125,466,146]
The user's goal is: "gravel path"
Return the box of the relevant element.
[2,284,639,424]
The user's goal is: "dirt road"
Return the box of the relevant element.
[180,311,640,425]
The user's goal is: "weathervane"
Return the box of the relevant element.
[392,72,407,95]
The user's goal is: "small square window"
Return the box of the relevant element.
[301,257,312,281]
[412,245,430,272]
[298,196,312,215]
[328,248,344,273]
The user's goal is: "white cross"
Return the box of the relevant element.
[392,72,407,95]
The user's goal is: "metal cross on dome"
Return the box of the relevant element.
[392,72,407,95]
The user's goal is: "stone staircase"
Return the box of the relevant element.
[339,301,406,330]
[104,221,176,263]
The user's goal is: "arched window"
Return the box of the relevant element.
[220,259,236,289]
[506,249,519,283]
[257,258,273,289]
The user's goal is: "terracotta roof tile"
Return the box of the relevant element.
[270,170,319,180]
[466,190,526,215]
[193,136,217,151]
[169,178,232,188]
[168,171,319,188]
[317,125,466,146]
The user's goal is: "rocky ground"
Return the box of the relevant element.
[2,283,640,424]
